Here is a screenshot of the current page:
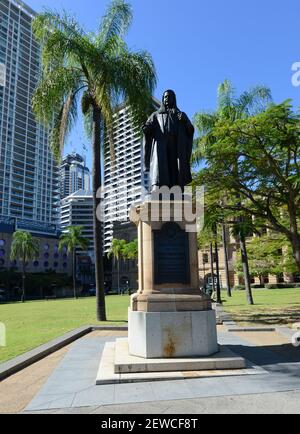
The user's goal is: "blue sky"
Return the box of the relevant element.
[27,0,300,168]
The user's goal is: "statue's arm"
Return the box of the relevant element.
[181,112,195,137]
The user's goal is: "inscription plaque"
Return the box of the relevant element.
[154,222,190,285]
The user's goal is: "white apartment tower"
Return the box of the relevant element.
[0,0,59,227]
[60,190,94,260]
[103,101,159,253]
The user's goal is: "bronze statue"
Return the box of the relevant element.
[143,90,194,191]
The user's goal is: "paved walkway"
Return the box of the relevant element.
[0,345,70,413]
[26,390,300,414]
[13,328,300,414]
[0,331,127,414]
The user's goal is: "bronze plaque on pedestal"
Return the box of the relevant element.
[154,222,190,285]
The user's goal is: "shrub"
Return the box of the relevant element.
[234,285,245,291]
[265,283,300,289]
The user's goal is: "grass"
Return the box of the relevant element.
[222,288,300,327]
[0,295,130,364]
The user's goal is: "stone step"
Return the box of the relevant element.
[114,338,246,374]
[95,340,265,385]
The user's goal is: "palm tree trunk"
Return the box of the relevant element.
[118,260,120,295]
[72,250,77,299]
[92,105,107,321]
[214,240,222,305]
[22,261,26,303]
[240,233,254,305]
[21,272,26,303]
[222,223,232,297]
[210,243,215,296]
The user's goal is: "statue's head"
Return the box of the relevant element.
[163,90,177,110]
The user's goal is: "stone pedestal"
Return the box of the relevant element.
[128,200,218,358]
[128,310,218,358]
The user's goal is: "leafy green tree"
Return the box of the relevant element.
[10,231,39,302]
[108,239,127,294]
[59,226,89,299]
[122,239,138,260]
[235,233,298,282]
[32,0,156,320]
[193,80,272,305]
[195,101,300,275]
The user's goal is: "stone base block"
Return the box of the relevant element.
[131,291,212,313]
[128,309,218,358]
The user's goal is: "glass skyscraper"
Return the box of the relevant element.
[60,153,90,200]
[0,0,59,230]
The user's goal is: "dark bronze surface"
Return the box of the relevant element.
[154,222,190,285]
[143,90,195,192]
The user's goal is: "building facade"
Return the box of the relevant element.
[0,0,59,227]
[198,229,300,290]
[60,190,94,260]
[110,221,139,292]
[0,0,66,280]
[60,153,90,199]
[0,218,71,275]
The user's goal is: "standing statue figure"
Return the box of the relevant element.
[143,90,195,192]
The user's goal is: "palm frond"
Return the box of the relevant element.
[98,0,132,45]
[193,112,218,136]
[10,231,39,262]
[113,49,157,128]
[33,9,85,41]
[32,67,83,123]
[237,85,272,116]
[217,79,235,111]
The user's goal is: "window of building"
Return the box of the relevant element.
[277,273,284,284]
[202,253,209,264]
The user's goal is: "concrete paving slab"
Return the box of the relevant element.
[72,385,115,408]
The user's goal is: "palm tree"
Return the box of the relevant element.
[32,0,156,320]
[59,226,89,299]
[108,239,127,294]
[193,80,272,305]
[10,231,39,303]
[122,239,138,260]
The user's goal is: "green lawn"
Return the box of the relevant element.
[0,295,130,363]
[222,288,300,327]
[1,289,299,364]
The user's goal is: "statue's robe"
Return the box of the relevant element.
[143,105,194,189]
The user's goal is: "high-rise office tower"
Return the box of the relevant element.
[0,0,59,228]
[103,101,159,253]
[60,153,90,199]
